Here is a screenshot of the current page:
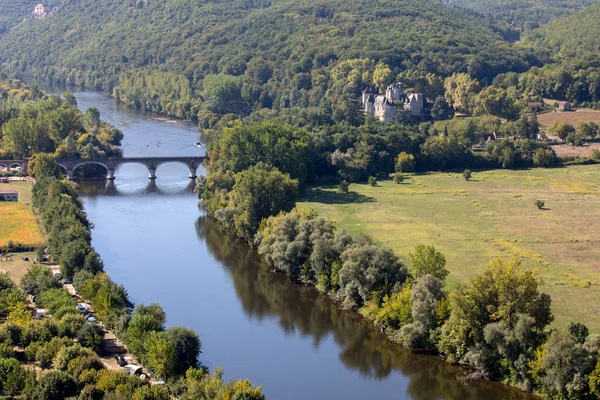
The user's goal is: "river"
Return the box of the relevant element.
[65,91,534,399]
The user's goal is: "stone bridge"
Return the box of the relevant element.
[0,156,208,180]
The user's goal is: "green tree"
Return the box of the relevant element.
[0,357,26,396]
[338,240,408,307]
[462,169,472,181]
[224,163,299,239]
[34,370,78,400]
[430,96,452,121]
[167,326,201,375]
[145,331,176,380]
[533,148,556,167]
[337,180,349,193]
[549,121,575,141]
[20,265,61,298]
[372,63,394,91]
[408,245,449,280]
[395,152,415,173]
[444,73,480,113]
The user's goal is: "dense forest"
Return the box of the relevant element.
[0,0,538,120]
[450,0,599,30]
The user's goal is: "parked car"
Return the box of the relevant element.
[116,355,127,367]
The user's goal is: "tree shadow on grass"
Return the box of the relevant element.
[302,188,375,205]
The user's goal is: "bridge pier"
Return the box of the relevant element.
[107,169,115,180]
[148,168,156,180]
[67,169,75,181]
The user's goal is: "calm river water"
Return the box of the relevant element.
[65,91,533,399]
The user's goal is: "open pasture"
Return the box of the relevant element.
[299,165,600,331]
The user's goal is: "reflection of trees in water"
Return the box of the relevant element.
[196,216,534,400]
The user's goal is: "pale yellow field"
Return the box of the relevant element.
[0,203,45,248]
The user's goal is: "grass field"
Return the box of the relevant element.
[0,203,45,249]
[0,181,44,249]
[298,165,600,331]
[0,251,36,285]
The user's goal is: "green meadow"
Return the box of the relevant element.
[298,165,600,331]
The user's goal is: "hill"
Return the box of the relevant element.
[524,2,600,59]
[0,0,538,119]
[450,0,599,31]
[0,0,60,34]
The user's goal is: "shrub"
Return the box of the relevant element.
[368,176,377,186]
[393,174,403,184]
[536,200,545,209]
[533,148,556,167]
[337,180,349,193]
[462,169,472,181]
[592,148,600,161]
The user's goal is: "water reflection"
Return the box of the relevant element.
[77,179,196,197]
[196,216,534,400]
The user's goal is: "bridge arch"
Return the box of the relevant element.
[0,164,6,170]
[9,163,23,170]
[154,160,198,179]
[112,161,153,180]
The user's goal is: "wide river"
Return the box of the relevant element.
[65,91,533,399]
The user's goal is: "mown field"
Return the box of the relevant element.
[0,182,44,249]
[0,203,45,249]
[298,165,600,331]
[538,109,600,130]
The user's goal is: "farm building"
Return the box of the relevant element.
[558,101,572,111]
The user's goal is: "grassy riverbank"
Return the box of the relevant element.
[298,165,600,332]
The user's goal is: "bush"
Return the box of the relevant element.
[592,148,600,161]
[533,148,557,167]
[462,169,472,181]
[368,176,377,186]
[536,200,545,209]
[337,180,349,193]
[392,174,404,184]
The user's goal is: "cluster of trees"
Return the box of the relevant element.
[0,0,539,121]
[0,80,123,165]
[255,210,408,308]
[373,254,600,399]
[548,121,600,145]
[203,117,558,195]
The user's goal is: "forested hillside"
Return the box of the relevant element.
[0,0,537,119]
[451,0,599,30]
[514,3,600,105]
[524,2,600,58]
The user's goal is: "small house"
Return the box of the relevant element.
[35,309,46,319]
[0,191,18,202]
[558,101,572,111]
